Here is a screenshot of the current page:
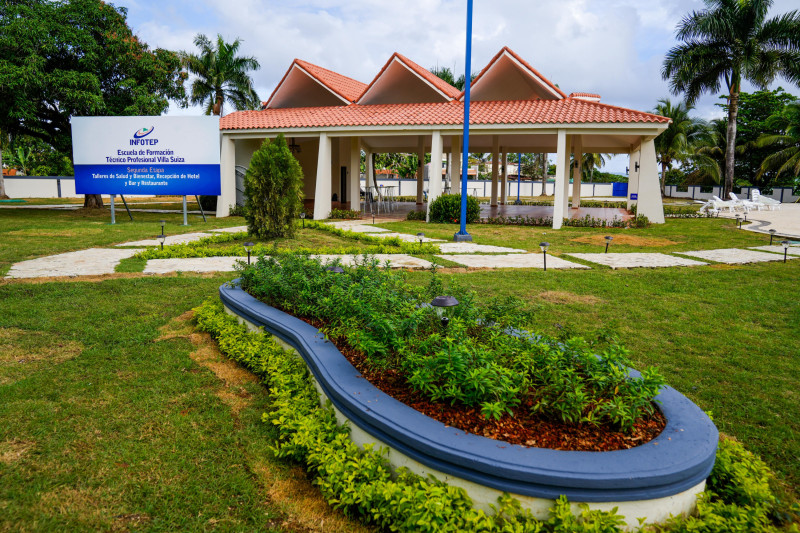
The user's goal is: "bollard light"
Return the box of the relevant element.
[782,240,790,263]
[604,235,613,254]
[160,220,166,234]
[300,212,306,229]
[735,214,742,229]
[539,242,550,271]
[157,233,166,251]
[431,295,459,328]
[417,232,425,247]
[326,265,344,274]
[243,241,254,265]
[769,229,777,246]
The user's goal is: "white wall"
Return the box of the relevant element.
[664,185,798,203]
[363,178,617,199]
[4,177,79,198]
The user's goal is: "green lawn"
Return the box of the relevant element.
[0,210,798,529]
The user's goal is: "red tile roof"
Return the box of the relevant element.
[221,98,670,130]
[357,53,461,103]
[462,46,568,100]
[570,92,601,98]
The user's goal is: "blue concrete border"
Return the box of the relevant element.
[220,281,717,502]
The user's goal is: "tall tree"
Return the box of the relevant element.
[662,0,800,197]
[430,65,476,91]
[652,98,706,194]
[182,34,260,116]
[0,0,186,207]
[754,101,800,184]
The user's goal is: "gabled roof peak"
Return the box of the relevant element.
[462,46,567,102]
[357,52,460,106]
[265,58,367,109]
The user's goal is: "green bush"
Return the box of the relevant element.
[328,208,361,220]
[429,194,480,224]
[406,210,426,221]
[244,134,304,238]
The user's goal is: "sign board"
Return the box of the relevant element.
[71,116,221,195]
[630,193,638,200]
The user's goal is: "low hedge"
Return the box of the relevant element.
[194,298,793,532]
[429,194,481,224]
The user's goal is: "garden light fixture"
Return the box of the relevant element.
[300,212,306,229]
[769,229,777,245]
[157,233,166,250]
[735,214,742,229]
[417,232,425,247]
[539,242,550,271]
[244,242,254,265]
[160,220,166,234]
[781,240,789,263]
[326,265,344,274]
[604,236,613,253]
[431,295,459,328]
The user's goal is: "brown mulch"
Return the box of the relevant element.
[297,316,665,452]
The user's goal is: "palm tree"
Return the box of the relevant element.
[754,101,800,181]
[577,153,612,182]
[687,119,727,185]
[662,0,800,197]
[182,34,260,116]
[652,98,706,194]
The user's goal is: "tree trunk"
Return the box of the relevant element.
[84,194,104,208]
[0,147,7,199]
[541,153,547,196]
[724,89,739,198]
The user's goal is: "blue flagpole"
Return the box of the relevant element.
[516,153,521,204]
[455,0,473,241]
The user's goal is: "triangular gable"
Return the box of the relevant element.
[463,47,567,102]
[265,59,367,109]
[357,53,460,106]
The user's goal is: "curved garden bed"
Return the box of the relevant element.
[220,279,718,525]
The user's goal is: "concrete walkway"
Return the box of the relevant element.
[6,248,144,278]
[718,203,800,239]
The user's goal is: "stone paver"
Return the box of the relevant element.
[367,232,445,242]
[143,257,247,274]
[209,226,248,233]
[567,253,707,269]
[313,254,433,269]
[678,248,795,264]
[5,248,144,278]
[437,242,526,254]
[116,232,212,247]
[326,221,391,233]
[437,253,589,269]
[749,245,800,256]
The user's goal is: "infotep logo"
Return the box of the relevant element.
[130,126,159,145]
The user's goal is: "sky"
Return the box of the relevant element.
[121,0,799,174]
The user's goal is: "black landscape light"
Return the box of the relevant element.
[781,240,790,263]
[326,265,344,274]
[300,212,306,229]
[431,295,459,328]
[539,242,550,271]
[736,214,742,229]
[244,242,254,265]
[160,219,166,235]
[769,229,777,245]
[157,233,166,250]
[604,235,613,253]
[744,213,748,223]
[417,232,425,247]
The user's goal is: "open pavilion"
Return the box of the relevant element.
[217,47,670,228]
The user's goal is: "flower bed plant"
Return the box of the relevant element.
[238,255,666,441]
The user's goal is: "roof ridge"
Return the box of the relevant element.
[356,52,460,104]
[565,96,669,121]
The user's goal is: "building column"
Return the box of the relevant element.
[451,135,461,193]
[552,130,571,229]
[636,138,665,223]
[416,136,425,205]
[500,149,508,205]
[428,130,444,202]
[313,132,332,220]
[365,149,376,188]
[349,137,360,211]
[490,135,499,206]
[217,134,236,217]
[571,135,583,209]
[627,146,641,212]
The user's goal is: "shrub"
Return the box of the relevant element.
[406,210,426,221]
[328,208,361,220]
[429,194,480,224]
[244,134,304,239]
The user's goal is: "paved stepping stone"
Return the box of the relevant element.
[749,245,800,256]
[5,248,144,279]
[366,232,444,242]
[209,226,248,233]
[567,253,707,269]
[437,243,526,254]
[143,257,247,274]
[313,254,432,269]
[326,222,391,233]
[679,248,795,264]
[437,253,588,269]
[116,232,212,247]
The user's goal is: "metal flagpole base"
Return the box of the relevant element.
[453,232,473,242]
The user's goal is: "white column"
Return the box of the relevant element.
[451,135,461,193]
[313,132,332,220]
[501,149,508,205]
[217,134,236,217]
[349,136,360,211]
[365,149,376,188]
[428,130,444,202]
[552,130,570,229]
[627,147,641,212]
[490,135,499,206]
[416,136,425,205]
[571,135,583,209]
[636,138,666,223]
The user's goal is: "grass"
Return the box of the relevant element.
[0,275,368,532]
[0,207,245,276]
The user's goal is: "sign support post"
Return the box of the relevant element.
[182,195,189,225]
[110,195,116,224]
[195,195,207,222]
[120,195,133,220]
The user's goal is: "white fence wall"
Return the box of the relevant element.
[664,185,798,203]
[4,176,79,198]
[363,178,618,198]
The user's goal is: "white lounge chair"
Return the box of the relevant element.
[751,189,781,211]
[729,192,760,211]
[711,195,744,213]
